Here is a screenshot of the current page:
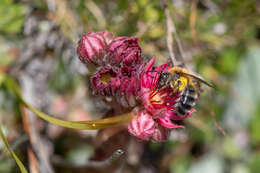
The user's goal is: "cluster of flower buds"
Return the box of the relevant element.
[77,31,194,141]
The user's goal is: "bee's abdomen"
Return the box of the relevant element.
[175,86,198,116]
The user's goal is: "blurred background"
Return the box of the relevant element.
[0,0,260,173]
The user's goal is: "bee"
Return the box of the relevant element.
[156,66,215,116]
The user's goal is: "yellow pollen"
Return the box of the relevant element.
[151,93,163,104]
[172,76,188,92]
[100,73,112,83]
[179,77,188,91]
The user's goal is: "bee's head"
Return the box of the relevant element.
[157,72,170,89]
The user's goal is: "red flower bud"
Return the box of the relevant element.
[128,109,155,140]
[77,31,114,65]
[108,37,142,66]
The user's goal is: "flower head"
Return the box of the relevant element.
[140,58,178,116]
[77,31,197,141]
[138,58,194,130]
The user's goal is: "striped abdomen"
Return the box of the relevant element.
[175,86,198,116]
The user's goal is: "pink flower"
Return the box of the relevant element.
[108,37,142,66]
[139,58,194,129]
[77,31,114,65]
[140,58,177,116]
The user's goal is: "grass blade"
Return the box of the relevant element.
[0,127,28,173]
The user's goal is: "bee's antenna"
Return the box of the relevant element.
[146,70,160,74]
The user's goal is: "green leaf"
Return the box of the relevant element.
[0,127,28,173]
[0,73,5,86]
[0,0,26,34]
[250,102,260,146]
[249,153,260,173]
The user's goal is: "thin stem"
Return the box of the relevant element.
[52,149,125,169]
[85,149,125,168]
[190,0,199,45]
[163,1,178,66]
[211,110,226,136]
[163,0,187,68]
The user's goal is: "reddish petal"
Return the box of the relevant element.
[168,108,196,121]
[152,125,169,142]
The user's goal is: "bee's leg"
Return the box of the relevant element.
[177,62,185,68]
[163,62,170,72]
[146,70,159,73]
[170,82,174,88]
[145,70,158,81]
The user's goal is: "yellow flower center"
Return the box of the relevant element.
[100,73,112,84]
[151,94,162,104]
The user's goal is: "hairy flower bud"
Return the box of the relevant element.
[77,31,114,65]
[128,109,155,140]
[108,37,142,66]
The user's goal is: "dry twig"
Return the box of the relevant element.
[211,110,226,136]
[85,0,106,29]
[162,0,187,67]
[190,0,199,45]
[20,97,54,173]
[52,149,125,172]
[28,147,39,173]
[163,1,178,66]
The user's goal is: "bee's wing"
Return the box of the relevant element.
[180,72,216,89]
